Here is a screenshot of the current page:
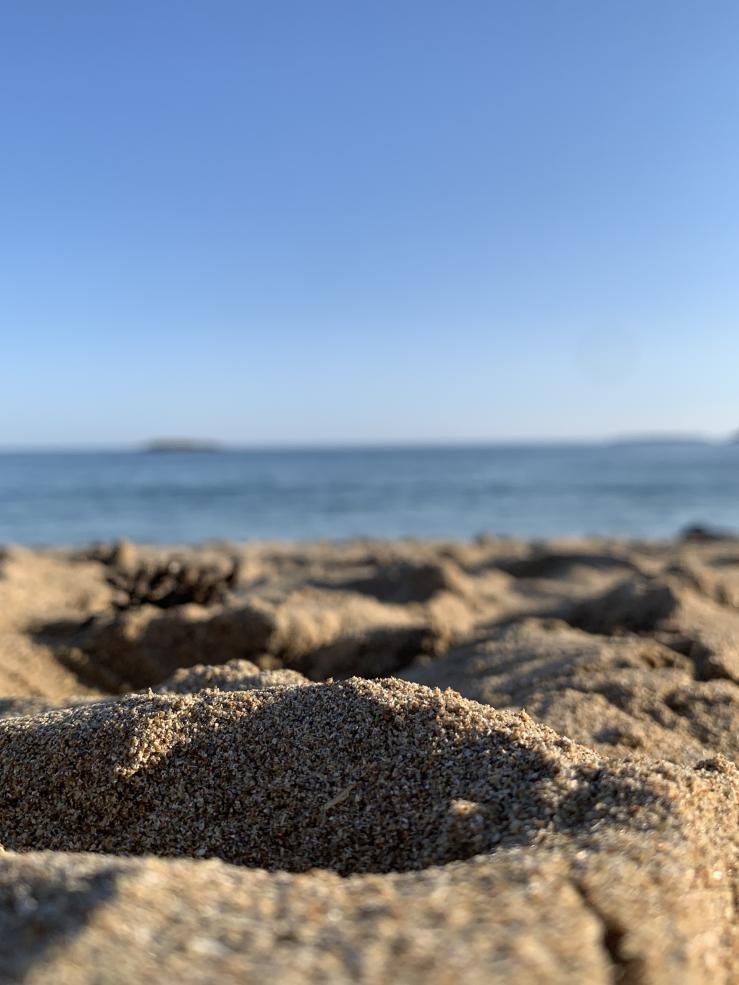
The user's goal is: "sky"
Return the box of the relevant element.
[1,1,739,447]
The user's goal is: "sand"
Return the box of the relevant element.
[2,534,739,981]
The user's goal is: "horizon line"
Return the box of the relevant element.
[0,431,734,454]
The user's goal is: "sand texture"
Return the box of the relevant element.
[2,534,739,982]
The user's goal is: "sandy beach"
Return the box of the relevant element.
[0,533,738,982]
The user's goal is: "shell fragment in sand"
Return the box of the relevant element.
[321,784,355,812]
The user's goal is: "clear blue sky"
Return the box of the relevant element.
[2,1,738,446]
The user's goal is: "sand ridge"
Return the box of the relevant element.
[5,677,735,873]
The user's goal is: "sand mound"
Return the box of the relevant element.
[52,594,433,690]
[571,572,739,682]
[571,573,694,633]
[495,548,642,579]
[0,549,110,703]
[156,659,309,693]
[3,677,734,876]
[0,633,96,705]
[2,749,739,985]
[344,558,471,603]
[54,603,277,691]
[403,619,739,762]
[0,697,63,719]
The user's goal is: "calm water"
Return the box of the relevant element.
[1,444,738,545]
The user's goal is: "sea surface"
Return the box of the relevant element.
[1,443,738,546]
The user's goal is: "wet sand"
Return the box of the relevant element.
[2,533,739,982]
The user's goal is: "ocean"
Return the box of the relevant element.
[1,443,738,546]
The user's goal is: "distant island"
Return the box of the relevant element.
[141,439,223,454]
[607,433,711,447]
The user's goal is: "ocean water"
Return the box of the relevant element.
[1,443,738,546]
